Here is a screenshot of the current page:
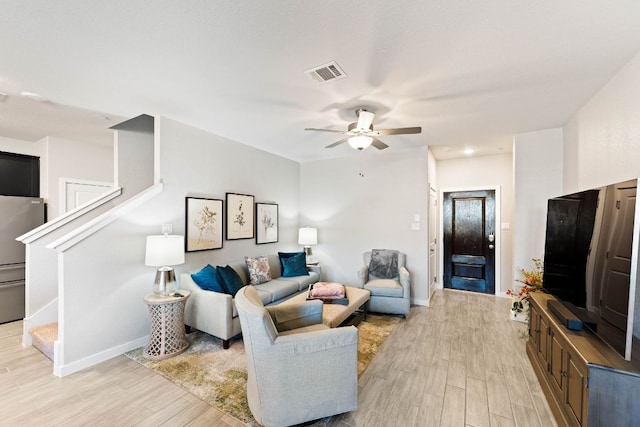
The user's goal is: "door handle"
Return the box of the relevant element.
[488,233,495,242]
[489,244,494,249]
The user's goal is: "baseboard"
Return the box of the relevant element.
[54,335,149,377]
[412,298,429,307]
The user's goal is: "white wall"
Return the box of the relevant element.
[0,135,40,156]
[512,128,563,292]
[299,147,431,305]
[563,50,640,192]
[436,153,514,294]
[45,137,113,219]
[563,49,640,360]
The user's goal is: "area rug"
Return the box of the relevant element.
[125,314,402,426]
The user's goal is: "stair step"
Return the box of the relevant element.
[29,322,58,361]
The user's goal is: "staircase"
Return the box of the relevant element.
[29,322,57,361]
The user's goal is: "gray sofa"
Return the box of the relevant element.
[180,254,320,348]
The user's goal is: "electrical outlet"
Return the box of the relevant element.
[162,223,173,234]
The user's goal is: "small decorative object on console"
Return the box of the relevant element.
[507,258,543,321]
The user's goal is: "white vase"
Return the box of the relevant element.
[510,296,529,323]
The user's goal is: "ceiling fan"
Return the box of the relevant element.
[305,108,422,151]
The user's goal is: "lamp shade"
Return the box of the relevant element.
[348,135,373,150]
[298,227,318,246]
[145,235,185,267]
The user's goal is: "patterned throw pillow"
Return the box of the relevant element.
[369,249,399,279]
[245,256,272,285]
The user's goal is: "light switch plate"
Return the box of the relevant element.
[411,222,420,230]
[162,223,173,234]
[501,222,511,230]
[414,214,420,222]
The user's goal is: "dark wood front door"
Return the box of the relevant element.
[443,190,496,294]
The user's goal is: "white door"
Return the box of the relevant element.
[429,186,438,298]
[61,178,112,215]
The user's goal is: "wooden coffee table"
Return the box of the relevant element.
[284,286,370,328]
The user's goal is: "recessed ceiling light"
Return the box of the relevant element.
[463,148,475,155]
[20,91,47,102]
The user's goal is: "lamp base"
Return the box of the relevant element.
[153,267,176,296]
[303,246,315,264]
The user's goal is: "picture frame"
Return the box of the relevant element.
[226,193,255,240]
[185,197,224,251]
[256,202,278,244]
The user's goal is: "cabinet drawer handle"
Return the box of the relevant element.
[560,371,568,377]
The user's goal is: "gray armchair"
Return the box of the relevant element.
[357,249,410,316]
[234,286,358,427]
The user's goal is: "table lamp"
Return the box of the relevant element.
[298,227,317,263]
[145,234,185,296]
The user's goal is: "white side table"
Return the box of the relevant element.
[307,263,321,281]
[143,290,191,360]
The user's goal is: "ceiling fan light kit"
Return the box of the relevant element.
[348,135,373,150]
[305,108,421,151]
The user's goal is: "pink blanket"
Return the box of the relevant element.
[310,282,345,298]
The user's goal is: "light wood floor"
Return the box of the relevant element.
[0,290,555,427]
[328,289,556,427]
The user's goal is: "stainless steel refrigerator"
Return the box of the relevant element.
[0,196,45,324]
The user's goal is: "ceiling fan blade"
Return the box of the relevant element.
[356,110,375,131]
[371,137,389,150]
[376,126,422,136]
[325,138,349,148]
[305,128,346,134]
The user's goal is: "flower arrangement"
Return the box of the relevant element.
[507,258,543,317]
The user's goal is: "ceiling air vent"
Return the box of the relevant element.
[305,61,347,84]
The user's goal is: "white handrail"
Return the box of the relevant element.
[47,183,163,252]
[17,187,123,244]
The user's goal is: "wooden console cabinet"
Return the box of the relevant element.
[527,292,640,427]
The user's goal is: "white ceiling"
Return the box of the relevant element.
[1,1,640,161]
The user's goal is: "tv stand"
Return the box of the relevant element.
[527,292,640,427]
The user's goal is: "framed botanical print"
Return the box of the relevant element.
[185,197,223,251]
[256,202,278,244]
[226,193,255,240]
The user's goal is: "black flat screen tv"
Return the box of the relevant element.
[542,178,640,360]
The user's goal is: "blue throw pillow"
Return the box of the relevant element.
[281,252,309,277]
[278,251,305,272]
[191,264,226,293]
[216,265,245,297]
